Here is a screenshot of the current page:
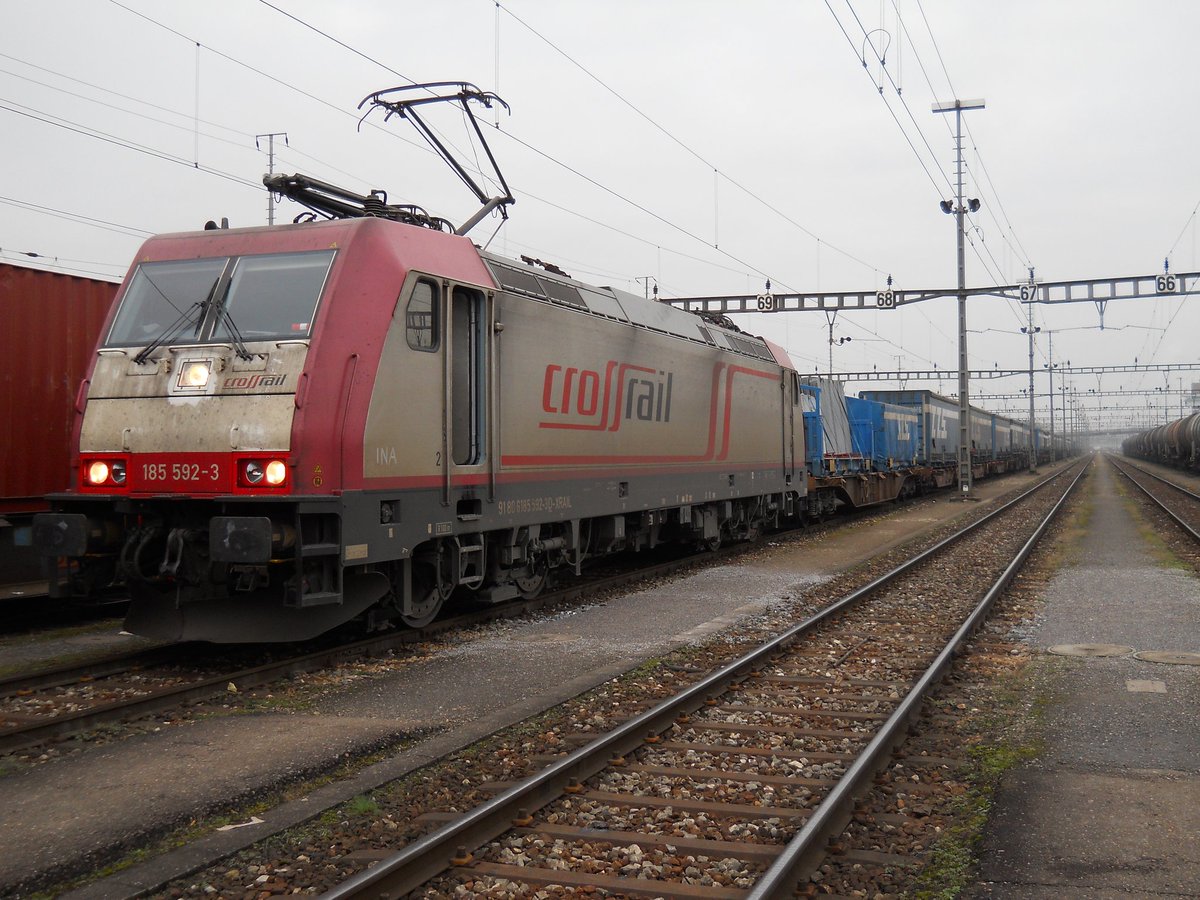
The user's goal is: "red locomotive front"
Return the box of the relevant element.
[35,217,497,641]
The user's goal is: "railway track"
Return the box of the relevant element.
[0,483,982,758]
[312,459,1089,899]
[1108,454,1200,543]
[0,532,812,757]
[0,584,128,635]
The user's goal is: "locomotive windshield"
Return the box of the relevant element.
[106,258,227,346]
[106,249,336,347]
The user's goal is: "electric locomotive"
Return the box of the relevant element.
[33,212,809,642]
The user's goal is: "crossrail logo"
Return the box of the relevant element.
[539,361,673,431]
[222,374,288,390]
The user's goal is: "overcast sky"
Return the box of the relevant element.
[5,1,1198,433]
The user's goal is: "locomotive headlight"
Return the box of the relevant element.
[238,457,289,490]
[82,457,128,489]
[86,461,110,485]
[178,360,211,389]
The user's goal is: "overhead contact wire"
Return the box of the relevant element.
[492,0,886,278]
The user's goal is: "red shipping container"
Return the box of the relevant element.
[0,263,118,514]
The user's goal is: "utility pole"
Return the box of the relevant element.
[635,276,657,300]
[1045,331,1057,462]
[825,310,850,377]
[1021,267,1040,473]
[256,132,289,225]
[933,98,985,498]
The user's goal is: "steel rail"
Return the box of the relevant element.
[1108,455,1200,543]
[747,458,1089,898]
[318,459,1087,900]
[0,535,789,756]
[0,644,182,695]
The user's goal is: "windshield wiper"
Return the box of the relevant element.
[218,309,254,361]
[132,275,221,365]
[132,302,203,365]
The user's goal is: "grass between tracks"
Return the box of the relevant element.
[909,656,1066,900]
[1111,476,1193,572]
[907,469,1086,899]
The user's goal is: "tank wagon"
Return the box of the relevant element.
[1,263,117,585]
[1122,413,1200,471]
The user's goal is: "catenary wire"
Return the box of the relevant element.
[823,0,950,201]
[491,0,887,279]
[0,100,261,190]
[110,0,781,289]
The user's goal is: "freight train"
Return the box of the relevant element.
[31,202,1063,642]
[1121,413,1200,471]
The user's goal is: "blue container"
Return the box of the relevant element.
[847,397,919,469]
[858,389,958,465]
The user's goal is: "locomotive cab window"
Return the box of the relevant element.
[107,258,229,346]
[405,279,440,351]
[214,250,334,340]
[106,249,335,347]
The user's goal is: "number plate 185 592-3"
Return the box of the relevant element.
[131,454,228,492]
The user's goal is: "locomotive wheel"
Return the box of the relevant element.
[697,534,721,552]
[402,561,449,628]
[514,561,549,599]
[400,584,443,628]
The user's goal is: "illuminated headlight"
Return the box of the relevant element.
[178,360,211,389]
[240,458,288,489]
[83,457,128,488]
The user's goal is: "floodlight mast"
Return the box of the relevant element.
[933,98,985,498]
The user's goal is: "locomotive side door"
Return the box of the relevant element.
[785,371,798,483]
[442,283,493,509]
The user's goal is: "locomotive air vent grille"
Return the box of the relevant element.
[493,264,545,298]
[725,333,772,361]
[492,263,587,309]
[697,325,717,345]
[538,277,587,309]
